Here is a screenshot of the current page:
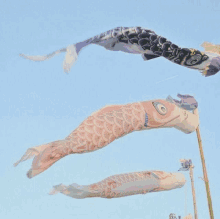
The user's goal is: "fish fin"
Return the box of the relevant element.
[15,140,70,178]
[19,48,67,61]
[63,44,78,73]
[49,184,68,195]
[201,41,220,55]
[20,44,80,73]
[13,142,54,167]
[50,183,90,199]
[14,148,39,167]
[26,140,70,178]
[91,104,124,116]
[142,53,160,61]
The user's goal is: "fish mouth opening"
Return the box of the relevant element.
[204,66,220,77]
[203,56,220,77]
[173,173,186,188]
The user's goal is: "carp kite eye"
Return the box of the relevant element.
[153,102,167,115]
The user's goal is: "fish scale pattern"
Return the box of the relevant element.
[87,170,171,198]
[65,102,146,154]
[93,26,209,67]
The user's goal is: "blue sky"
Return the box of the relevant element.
[1,0,220,218]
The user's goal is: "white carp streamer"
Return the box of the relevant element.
[49,170,186,199]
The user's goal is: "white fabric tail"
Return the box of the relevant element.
[63,44,78,73]
[49,183,90,199]
[19,45,78,73]
[49,184,68,195]
[19,48,67,61]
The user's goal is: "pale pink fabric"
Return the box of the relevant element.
[201,42,220,55]
[14,100,198,178]
[49,170,186,199]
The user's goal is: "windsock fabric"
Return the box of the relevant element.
[20,26,220,77]
[169,94,198,111]
[49,170,186,199]
[183,214,193,219]
[178,159,192,171]
[14,94,199,178]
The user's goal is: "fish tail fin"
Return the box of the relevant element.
[27,141,71,178]
[19,44,78,73]
[62,44,78,73]
[19,47,67,62]
[13,141,53,167]
[15,140,70,178]
[20,37,93,73]
[49,183,91,199]
[63,39,95,73]
[14,148,40,167]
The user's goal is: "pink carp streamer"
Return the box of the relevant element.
[14,97,199,178]
[49,170,186,199]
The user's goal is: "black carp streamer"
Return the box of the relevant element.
[20,26,220,76]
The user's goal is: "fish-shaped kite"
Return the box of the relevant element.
[49,170,186,199]
[14,94,199,178]
[20,26,220,77]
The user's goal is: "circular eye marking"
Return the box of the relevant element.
[152,102,168,115]
[185,54,202,66]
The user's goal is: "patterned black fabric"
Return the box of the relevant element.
[95,27,209,68]
[142,54,159,60]
[21,26,219,76]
